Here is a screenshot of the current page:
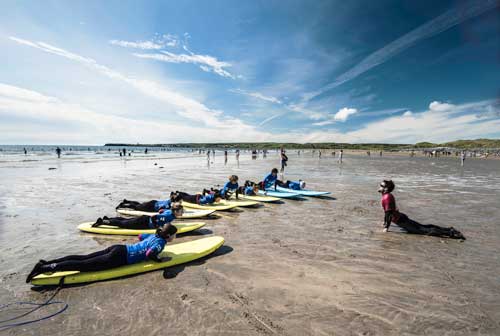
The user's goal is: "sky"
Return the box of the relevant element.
[0,0,498,144]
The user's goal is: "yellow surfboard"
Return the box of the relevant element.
[116,208,215,219]
[232,194,281,203]
[31,236,225,286]
[219,199,259,207]
[77,221,206,236]
[182,201,238,211]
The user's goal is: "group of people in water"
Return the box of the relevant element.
[26,167,465,283]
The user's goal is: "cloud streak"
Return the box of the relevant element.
[8,36,241,127]
[134,51,234,78]
[304,0,498,102]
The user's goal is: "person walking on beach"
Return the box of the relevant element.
[207,150,210,161]
[23,148,27,155]
[460,151,466,166]
[26,224,177,283]
[145,148,148,154]
[93,205,183,229]
[56,147,61,158]
[338,150,343,164]
[122,148,126,156]
[280,147,288,173]
[378,180,465,239]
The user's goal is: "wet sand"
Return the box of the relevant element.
[1,151,499,335]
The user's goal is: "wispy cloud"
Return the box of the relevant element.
[303,0,499,102]
[8,36,238,127]
[312,107,358,126]
[110,33,235,78]
[231,89,282,104]
[134,51,235,78]
[259,114,282,126]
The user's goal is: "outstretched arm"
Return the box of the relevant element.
[383,211,393,231]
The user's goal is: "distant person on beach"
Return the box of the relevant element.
[378,180,465,239]
[280,147,288,173]
[460,151,466,166]
[332,151,336,157]
[26,224,177,283]
[236,149,240,160]
[173,190,222,205]
[379,151,383,156]
[116,194,179,211]
[220,175,239,199]
[207,151,210,161]
[93,205,183,229]
[319,151,322,158]
[260,168,279,190]
[145,148,148,154]
[56,147,61,158]
[122,148,126,156]
[23,148,27,155]
[338,150,343,163]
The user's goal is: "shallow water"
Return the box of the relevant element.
[0,151,499,335]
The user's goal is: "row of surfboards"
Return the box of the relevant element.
[31,186,330,285]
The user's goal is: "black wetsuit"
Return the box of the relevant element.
[116,200,157,211]
[107,216,152,229]
[39,245,127,273]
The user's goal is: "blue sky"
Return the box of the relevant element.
[0,0,498,144]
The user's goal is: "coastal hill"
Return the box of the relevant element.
[105,139,500,150]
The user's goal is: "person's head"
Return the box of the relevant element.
[170,191,181,202]
[171,202,184,217]
[213,190,222,202]
[271,168,278,176]
[378,180,395,194]
[299,180,306,189]
[157,223,177,242]
[252,184,259,193]
[229,175,238,183]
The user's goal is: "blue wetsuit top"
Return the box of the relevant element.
[221,181,239,196]
[244,186,256,195]
[154,199,171,211]
[149,210,176,229]
[199,194,215,204]
[126,233,166,264]
[287,181,301,190]
[263,173,277,189]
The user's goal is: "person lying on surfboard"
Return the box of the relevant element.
[276,180,306,190]
[260,168,279,190]
[172,189,223,205]
[115,192,178,211]
[237,180,260,196]
[379,180,465,239]
[92,203,184,229]
[220,175,239,199]
[26,224,177,283]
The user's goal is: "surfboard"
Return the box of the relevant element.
[182,201,238,211]
[233,194,281,203]
[77,221,206,236]
[258,190,301,198]
[31,236,225,286]
[219,199,259,207]
[274,186,331,196]
[116,208,215,219]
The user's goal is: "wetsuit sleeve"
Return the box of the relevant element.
[146,241,164,261]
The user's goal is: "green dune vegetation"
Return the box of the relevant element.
[105,139,500,151]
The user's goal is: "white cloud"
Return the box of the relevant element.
[110,40,164,50]
[403,110,413,116]
[259,114,282,126]
[334,107,358,122]
[429,101,455,112]
[134,51,235,78]
[231,89,282,104]
[303,0,498,102]
[312,120,335,126]
[9,36,238,127]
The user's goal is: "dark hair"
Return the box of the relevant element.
[382,180,395,192]
[171,203,183,211]
[271,168,278,174]
[158,223,177,237]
